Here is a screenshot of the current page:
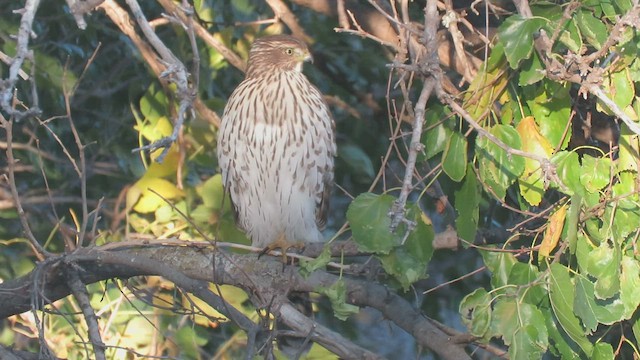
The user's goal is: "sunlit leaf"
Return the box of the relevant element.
[591,343,614,360]
[517,116,553,206]
[498,15,546,69]
[601,68,634,113]
[476,125,525,200]
[579,155,612,193]
[463,53,509,120]
[525,82,572,150]
[575,10,608,49]
[131,176,185,213]
[617,129,639,172]
[539,204,567,257]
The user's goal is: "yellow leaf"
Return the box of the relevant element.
[539,204,568,257]
[463,64,509,120]
[125,184,143,212]
[516,116,554,206]
[146,145,179,176]
[186,285,250,326]
[131,176,184,213]
[420,212,432,226]
[134,116,173,142]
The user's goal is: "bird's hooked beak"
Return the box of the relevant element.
[296,48,313,64]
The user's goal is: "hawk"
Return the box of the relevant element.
[217,35,336,255]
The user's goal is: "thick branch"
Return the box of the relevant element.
[0,242,471,359]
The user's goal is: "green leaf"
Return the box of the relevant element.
[579,155,612,193]
[511,325,547,360]
[422,105,453,160]
[299,245,331,277]
[346,193,399,254]
[619,256,640,317]
[378,204,434,290]
[459,288,492,338]
[532,4,582,52]
[525,82,572,150]
[617,129,640,172]
[574,277,617,332]
[423,123,449,160]
[548,263,593,355]
[455,164,479,243]
[139,83,169,121]
[476,125,525,200]
[557,19,582,52]
[175,327,208,358]
[546,309,582,359]
[519,50,545,85]
[586,240,620,300]
[442,132,468,182]
[602,68,634,112]
[612,200,640,240]
[462,52,509,120]
[197,174,231,212]
[591,342,614,360]
[338,143,375,183]
[565,194,582,254]
[481,250,517,290]
[493,298,549,359]
[551,151,584,196]
[498,15,547,69]
[318,279,360,321]
[508,262,545,305]
[632,314,640,351]
[575,10,608,49]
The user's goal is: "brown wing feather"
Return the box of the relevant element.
[316,176,331,230]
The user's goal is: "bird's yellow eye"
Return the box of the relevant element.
[284,48,294,55]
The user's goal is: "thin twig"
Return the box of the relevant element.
[0,0,42,120]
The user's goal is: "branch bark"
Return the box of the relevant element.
[0,241,472,359]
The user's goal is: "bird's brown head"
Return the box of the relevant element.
[245,35,312,78]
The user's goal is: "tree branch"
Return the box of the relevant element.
[0,241,472,359]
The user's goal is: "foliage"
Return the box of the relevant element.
[2,0,640,359]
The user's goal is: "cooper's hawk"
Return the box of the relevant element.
[217,34,336,254]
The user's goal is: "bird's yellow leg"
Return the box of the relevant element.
[259,232,304,264]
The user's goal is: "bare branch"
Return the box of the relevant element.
[64,266,106,360]
[0,0,42,120]
[390,0,442,230]
[266,0,313,43]
[0,113,50,259]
